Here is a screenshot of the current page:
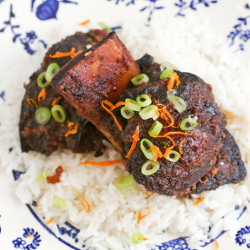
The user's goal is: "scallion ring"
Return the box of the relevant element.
[51,105,66,123]
[167,90,186,113]
[37,170,49,183]
[121,106,134,119]
[140,138,154,160]
[141,160,160,176]
[160,69,174,79]
[53,197,66,209]
[165,150,180,162]
[98,22,112,33]
[160,61,179,71]
[131,232,145,244]
[136,94,152,107]
[131,74,149,86]
[35,107,51,125]
[45,63,60,82]
[180,115,198,131]
[125,98,141,111]
[37,72,50,88]
[121,186,136,197]
[148,121,163,137]
[115,175,134,191]
[139,105,157,120]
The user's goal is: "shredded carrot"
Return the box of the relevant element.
[179,139,185,155]
[52,96,62,106]
[214,239,219,250]
[80,198,91,213]
[109,101,132,111]
[137,237,148,241]
[67,120,75,129]
[50,47,83,59]
[46,218,54,225]
[168,72,181,91]
[200,177,208,184]
[193,196,205,206]
[210,168,218,175]
[26,233,35,238]
[137,206,151,225]
[81,159,122,166]
[164,131,192,136]
[78,19,90,26]
[27,98,38,107]
[163,146,174,158]
[151,145,163,162]
[101,100,123,131]
[125,125,140,158]
[65,122,79,137]
[34,205,39,208]
[38,88,46,102]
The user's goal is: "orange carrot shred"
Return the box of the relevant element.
[38,88,46,102]
[67,120,75,129]
[179,139,185,155]
[193,196,205,206]
[80,198,91,213]
[210,168,218,175]
[27,98,38,107]
[52,96,62,106]
[137,206,151,225]
[101,100,123,131]
[168,72,181,91]
[164,131,192,136]
[125,125,140,158]
[214,239,219,250]
[110,101,126,111]
[46,218,54,225]
[151,145,163,162]
[78,19,90,26]
[163,146,174,158]
[137,237,148,241]
[50,47,83,59]
[65,122,78,137]
[26,233,35,238]
[81,159,122,166]
[35,205,39,208]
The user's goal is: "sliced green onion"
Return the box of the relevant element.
[116,175,134,191]
[136,94,152,107]
[131,232,145,244]
[140,138,154,160]
[51,105,66,123]
[165,150,180,162]
[131,74,149,86]
[37,170,49,183]
[148,121,163,137]
[180,115,198,131]
[160,69,174,79]
[141,160,160,176]
[35,107,51,125]
[121,186,136,197]
[53,197,66,209]
[45,63,60,82]
[125,98,141,111]
[139,105,157,120]
[167,90,186,113]
[98,22,112,33]
[121,106,134,119]
[37,72,50,88]
[86,44,92,49]
[160,61,179,71]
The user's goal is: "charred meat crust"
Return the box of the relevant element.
[19,30,108,156]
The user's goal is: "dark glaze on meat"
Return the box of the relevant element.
[119,55,246,195]
[19,30,108,156]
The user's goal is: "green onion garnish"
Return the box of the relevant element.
[160,61,179,71]
[86,44,92,49]
[180,115,198,131]
[121,106,134,119]
[165,150,180,162]
[121,186,136,197]
[131,74,149,86]
[160,69,174,79]
[37,170,49,183]
[140,138,154,160]
[116,175,134,190]
[35,107,51,125]
[139,105,157,120]
[125,98,141,111]
[148,121,163,137]
[51,105,66,123]
[167,90,186,113]
[131,232,145,244]
[136,94,152,107]
[141,160,160,175]
[98,22,112,33]
[53,197,66,209]
[45,63,60,82]
[37,72,50,88]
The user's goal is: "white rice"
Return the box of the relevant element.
[1,15,250,250]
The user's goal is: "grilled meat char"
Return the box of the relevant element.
[19,30,108,156]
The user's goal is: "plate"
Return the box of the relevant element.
[0,0,250,249]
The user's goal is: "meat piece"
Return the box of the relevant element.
[51,32,140,152]
[19,30,108,156]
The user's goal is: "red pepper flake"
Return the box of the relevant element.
[222,134,226,139]
[47,166,63,184]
